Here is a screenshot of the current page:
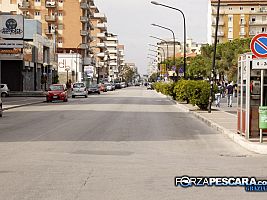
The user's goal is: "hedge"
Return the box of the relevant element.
[154,80,214,110]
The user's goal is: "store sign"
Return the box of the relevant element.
[0,48,21,54]
[0,15,24,39]
[0,39,23,48]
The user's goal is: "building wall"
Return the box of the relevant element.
[209,0,267,44]
[62,0,82,48]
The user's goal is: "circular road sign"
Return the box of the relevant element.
[250,33,267,58]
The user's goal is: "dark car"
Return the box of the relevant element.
[115,83,121,89]
[88,84,100,94]
[46,84,68,102]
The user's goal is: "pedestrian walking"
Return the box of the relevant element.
[215,85,222,107]
[226,81,234,107]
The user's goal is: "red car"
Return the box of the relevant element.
[46,84,68,102]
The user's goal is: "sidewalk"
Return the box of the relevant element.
[162,94,267,155]
[2,97,45,110]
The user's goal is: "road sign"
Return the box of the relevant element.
[178,67,184,77]
[250,33,267,58]
[252,58,267,69]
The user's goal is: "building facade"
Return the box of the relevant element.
[208,0,267,44]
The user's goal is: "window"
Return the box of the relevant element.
[228,27,233,32]
[58,12,63,16]
[263,16,267,21]
[262,27,266,32]
[229,7,232,10]
[251,17,256,22]
[240,7,243,10]
[35,0,40,2]
[251,8,255,11]
[35,11,40,16]
[228,16,232,22]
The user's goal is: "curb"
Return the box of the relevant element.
[158,92,267,155]
[3,101,45,111]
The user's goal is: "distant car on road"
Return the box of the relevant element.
[0,98,2,117]
[88,84,100,94]
[134,82,140,86]
[115,83,121,89]
[72,82,88,98]
[0,84,10,97]
[46,84,68,102]
[98,83,107,92]
[120,82,126,88]
[105,83,113,91]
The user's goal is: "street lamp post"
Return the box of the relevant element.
[76,43,83,82]
[150,36,169,65]
[208,0,221,113]
[151,1,187,79]
[151,23,176,76]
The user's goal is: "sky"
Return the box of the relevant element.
[94,0,209,75]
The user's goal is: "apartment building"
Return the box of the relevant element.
[208,0,267,44]
[117,44,125,81]
[106,32,119,82]
[90,3,108,83]
[157,39,202,62]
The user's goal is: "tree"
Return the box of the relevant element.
[149,72,158,82]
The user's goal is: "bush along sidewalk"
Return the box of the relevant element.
[153,80,216,110]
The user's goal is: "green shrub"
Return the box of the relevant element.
[154,80,212,110]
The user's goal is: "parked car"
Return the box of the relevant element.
[120,82,126,88]
[111,83,116,90]
[46,84,68,102]
[98,83,107,92]
[0,98,2,117]
[115,83,121,89]
[135,82,140,86]
[0,84,10,97]
[72,82,88,98]
[105,83,113,91]
[88,84,100,94]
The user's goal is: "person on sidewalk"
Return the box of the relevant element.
[226,81,234,107]
[215,85,222,107]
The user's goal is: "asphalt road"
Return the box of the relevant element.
[0,87,266,199]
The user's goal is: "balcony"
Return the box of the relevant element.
[93,13,107,22]
[18,1,30,10]
[80,2,89,9]
[212,21,224,26]
[249,21,267,26]
[108,49,118,54]
[212,31,224,37]
[106,43,117,47]
[80,16,89,23]
[45,15,56,22]
[240,21,246,26]
[96,23,107,30]
[97,33,107,39]
[80,30,88,36]
[46,1,56,8]
[97,52,105,57]
[97,43,106,48]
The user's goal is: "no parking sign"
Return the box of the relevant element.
[250,33,267,58]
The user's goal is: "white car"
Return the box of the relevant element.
[72,82,88,98]
[105,83,113,91]
[1,84,10,97]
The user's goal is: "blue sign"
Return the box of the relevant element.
[251,33,267,58]
[172,66,176,71]
[179,67,184,73]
